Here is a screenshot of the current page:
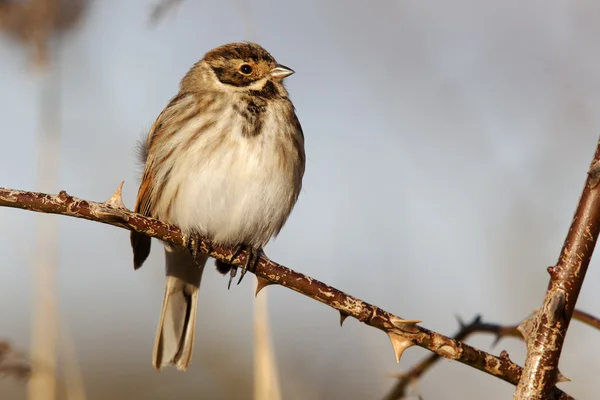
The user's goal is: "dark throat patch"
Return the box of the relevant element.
[235,95,267,137]
[250,80,281,99]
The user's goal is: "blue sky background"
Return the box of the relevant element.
[1,1,600,399]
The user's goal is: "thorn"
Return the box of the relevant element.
[455,315,465,328]
[518,314,536,344]
[390,316,421,333]
[588,160,600,188]
[339,311,350,327]
[556,369,571,383]
[106,181,126,209]
[97,182,128,221]
[387,332,414,363]
[255,276,274,297]
[491,334,502,348]
[499,350,511,362]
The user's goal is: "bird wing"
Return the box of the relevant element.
[131,119,162,270]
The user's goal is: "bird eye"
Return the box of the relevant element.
[240,64,253,75]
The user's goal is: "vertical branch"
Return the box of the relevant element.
[60,319,87,400]
[253,286,282,400]
[233,0,257,40]
[514,138,600,399]
[27,43,61,400]
[27,0,59,67]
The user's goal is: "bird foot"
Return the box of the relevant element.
[184,233,213,265]
[215,244,263,289]
[237,247,263,285]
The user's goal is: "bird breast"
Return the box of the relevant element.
[152,99,300,248]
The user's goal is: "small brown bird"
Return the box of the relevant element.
[131,42,305,371]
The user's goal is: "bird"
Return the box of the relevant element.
[130,42,305,371]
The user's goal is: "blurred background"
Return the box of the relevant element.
[1,0,600,399]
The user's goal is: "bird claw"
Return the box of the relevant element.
[220,244,263,288]
[210,242,264,288]
[237,247,262,285]
[185,233,214,266]
[185,233,200,263]
[228,267,237,290]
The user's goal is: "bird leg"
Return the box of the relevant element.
[185,232,215,265]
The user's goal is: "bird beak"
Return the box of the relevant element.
[270,64,295,80]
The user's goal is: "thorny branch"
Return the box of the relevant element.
[0,184,571,398]
[514,138,600,399]
[385,309,600,400]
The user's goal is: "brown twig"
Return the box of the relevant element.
[0,185,572,398]
[384,315,518,400]
[572,309,600,331]
[514,138,600,399]
[384,308,600,400]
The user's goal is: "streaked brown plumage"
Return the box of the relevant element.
[131,42,305,371]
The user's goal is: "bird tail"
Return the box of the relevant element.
[152,245,208,371]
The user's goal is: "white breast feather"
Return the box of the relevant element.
[153,102,295,248]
